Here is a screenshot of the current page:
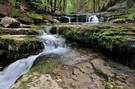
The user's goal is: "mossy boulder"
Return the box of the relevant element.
[26,12,43,24]
[0,17,20,28]
[18,14,34,25]
[0,35,44,52]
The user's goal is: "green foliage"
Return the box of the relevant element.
[15,1,21,8]
[65,0,73,14]
[128,13,135,19]
[29,0,51,8]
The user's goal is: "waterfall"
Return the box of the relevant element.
[87,15,99,23]
[0,26,68,89]
[65,16,71,23]
[76,15,79,22]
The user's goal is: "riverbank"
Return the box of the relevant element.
[51,23,135,68]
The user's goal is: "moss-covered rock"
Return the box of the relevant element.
[0,28,40,35]
[51,24,135,67]
[18,13,34,25]
[111,18,126,23]
[26,12,43,20]
[0,35,44,52]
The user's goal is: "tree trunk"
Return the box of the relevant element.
[93,0,96,13]
[54,0,57,13]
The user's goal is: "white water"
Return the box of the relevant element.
[0,26,68,89]
[87,15,99,23]
[65,16,71,23]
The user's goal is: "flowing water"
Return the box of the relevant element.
[87,15,99,23]
[0,26,68,89]
[66,16,71,23]
[0,25,135,89]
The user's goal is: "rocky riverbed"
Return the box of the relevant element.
[11,43,135,89]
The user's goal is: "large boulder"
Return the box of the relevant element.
[0,17,20,28]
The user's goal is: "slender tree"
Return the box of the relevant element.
[93,0,96,12]
[54,0,57,13]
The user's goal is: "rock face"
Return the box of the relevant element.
[0,17,20,28]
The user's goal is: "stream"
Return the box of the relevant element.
[0,25,135,89]
[0,26,68,89]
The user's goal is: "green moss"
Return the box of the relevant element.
[26,12,43,20]
[0,36,44,52]
[52,25,134,51]
[111,18,125,23]
[30,59,60,74]
[18,14,34,25]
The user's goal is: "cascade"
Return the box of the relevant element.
[76,14,79,22]
[65,16,71,23]
[87,15,99,23]
[0,26,68,89]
